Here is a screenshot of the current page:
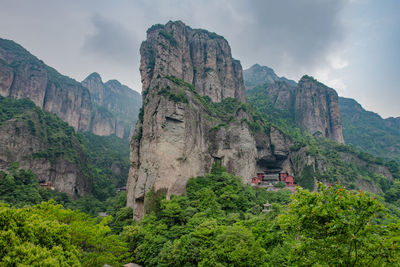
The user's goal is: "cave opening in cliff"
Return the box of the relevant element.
[256,156,286,173]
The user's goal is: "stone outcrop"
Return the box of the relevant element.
[126,21,295,219]
[295,76,344,143]
[244,65,344,143]
[243,64,297,90]
[0,38,92,132]
[126,22,396,219]
[82,73,142,139]
[140,21,246,103]
[0,109,91,197]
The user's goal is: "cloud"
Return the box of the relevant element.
[127,0,350,81]
[82,14,139,66]
[225,0,350,77]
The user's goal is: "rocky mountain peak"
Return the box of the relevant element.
[105,79,122,88]
[85,72,102,82]
[243,64,297,89]
[81,73,142,139]
[0,38,92,132]
[140,20,246,103]
[126,22,297,220]
[244,64,279,84]
[295,75,345,143]
[243,67,344,143]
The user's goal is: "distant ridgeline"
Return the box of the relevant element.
[339,97,400,163]
[0,37,142,140]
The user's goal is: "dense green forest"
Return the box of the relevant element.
[2,165,399,266]
[339,97,400,163]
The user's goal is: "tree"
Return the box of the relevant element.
[0,201,130,266]
[279,183,400,266]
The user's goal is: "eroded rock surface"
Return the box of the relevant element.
[127,21,292,219]
[82,73,142,139]
[244,64,344,143]
[295,76,344,143]
[0,38,92,132]
[0,113,91,197]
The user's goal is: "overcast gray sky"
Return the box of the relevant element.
[0,0,398,117]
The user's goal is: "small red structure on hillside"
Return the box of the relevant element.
[279,172,295,186]
[251,170,296,192]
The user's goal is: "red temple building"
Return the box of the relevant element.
[251,170,296,192]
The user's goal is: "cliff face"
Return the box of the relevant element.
[140,21,246,103]
[243,65,344,143]
[0,38,142,140]
[295,76,344,143]
[0,97,91,197]
[82,73,142,139]
[0,38,92,132]
[126,21,294,219]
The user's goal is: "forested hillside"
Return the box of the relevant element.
[0,96,129,214]
[339,97,400,163]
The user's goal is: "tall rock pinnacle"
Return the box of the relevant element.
[139,21,246,103]
[295,76,345,143]
[126,21,293,219]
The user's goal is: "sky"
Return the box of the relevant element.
[0,0,398,118]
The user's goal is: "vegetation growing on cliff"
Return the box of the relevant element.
[247,85,400,193]
[0,96,130,214]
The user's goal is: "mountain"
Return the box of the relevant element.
[82,73,142,139]
[295,76,344,143]
[126,21,394,219]
[386,117,400,131]
[243,64,400,162]
[0,38,92,131]
[0,96,91,197]
[0,94,131,203]
[243,64,297,89]
[339,97,400,163]
[244,65,344,143]
[127,21,294,219]
[0,37,142,139]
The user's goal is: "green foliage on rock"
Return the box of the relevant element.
[0,164,69,208]
[0,96,82,164]
[159,30,178,46]
[79,132,129,189]
[247,85,399,193]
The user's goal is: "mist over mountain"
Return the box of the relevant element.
[0,18,399,266]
